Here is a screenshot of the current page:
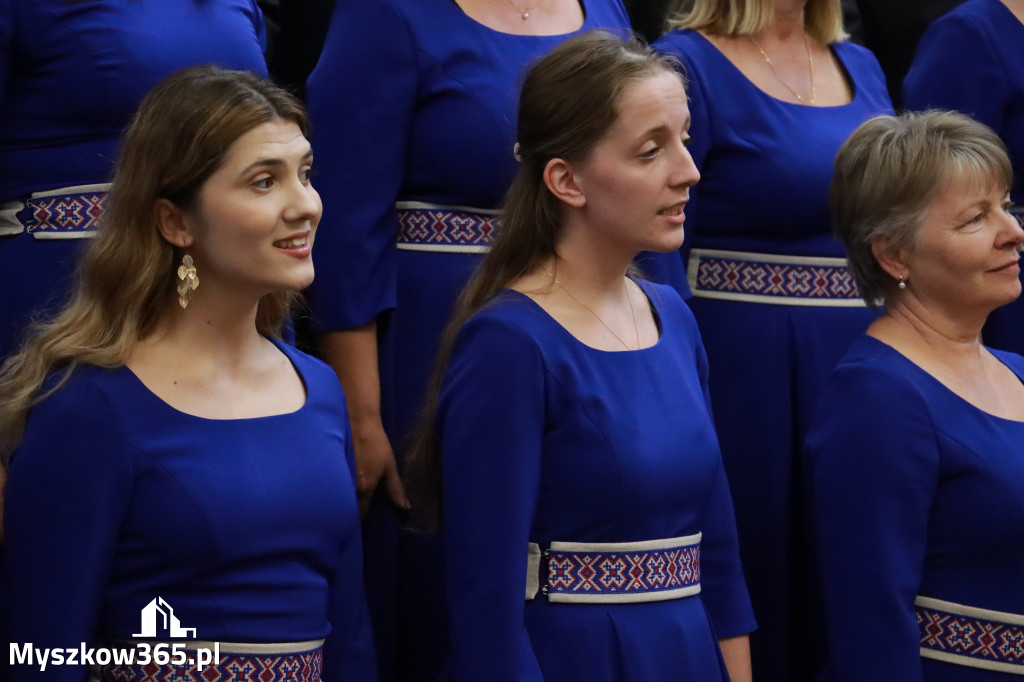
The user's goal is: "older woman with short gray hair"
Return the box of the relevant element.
[807,109,1024,681]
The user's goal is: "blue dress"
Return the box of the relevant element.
[1,341,375,682]
[0,0,268,360]
[438,281,756,681]
[806,335,1024,681]
[903,0,1024,356]
[650,29,892,682]
[305,3,631,679]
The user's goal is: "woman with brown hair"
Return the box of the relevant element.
[651,1,891,678]
[0,66,374,682]
[412,32,755,681]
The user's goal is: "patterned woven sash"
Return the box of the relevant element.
[917,596,1024,675]
[526,533,701,604]
[396,201,498,253]
[20,184,110,239]
[688,248,865,306]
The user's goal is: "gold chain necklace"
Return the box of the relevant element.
[543,267,640,351]
[748,33,816,105]
[503,0,537,20]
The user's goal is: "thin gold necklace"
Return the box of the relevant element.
[748,33,816,105]
[503,0,537,20]
[543,266,640,351]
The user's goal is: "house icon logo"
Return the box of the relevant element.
[133,597,197,638]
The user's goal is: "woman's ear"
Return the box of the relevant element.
[542,158,587,209]
[154,198,195,249]
[871,236,909,282]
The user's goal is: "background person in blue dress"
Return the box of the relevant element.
[651,1,891,678]
[304,1,630,678]
[903,0,1024,357]
[0,0,270,363]
[0,67,375,682]
[409,32,756,681]
[807,110,1024,681]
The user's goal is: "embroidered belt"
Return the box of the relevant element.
[687,248,866,307]
[395,201,499,253]
[0,183,110,239]
[526,533,701,604]
[98,639,325,682]
[916,596,1024,675]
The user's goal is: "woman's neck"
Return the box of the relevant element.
[760,0,807,40]
[142,291,266,369]
[549,223,634,297]
[869,300,987,363]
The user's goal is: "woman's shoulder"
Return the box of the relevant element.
[831,40,887,84]
[32,364,127,415]
[441,295,550,383]
[653,28,711,64]
[270,338,347,404]
[636,278,699,334]
[463,291,551,344]
[932,0,1004,31]
[989,346,1024,378]
[16,364,133,458]
[821,336,936,411]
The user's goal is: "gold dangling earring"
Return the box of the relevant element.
[177,252,199,309]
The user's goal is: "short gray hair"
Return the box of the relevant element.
[831,110,1013,307]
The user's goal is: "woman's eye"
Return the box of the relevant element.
[252,176,273,191]
[966,210,986,224]
[300,166,317,183]
[639,146,660,159]
[682,135,693,147]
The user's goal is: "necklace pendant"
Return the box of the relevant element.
[522,10,529,18]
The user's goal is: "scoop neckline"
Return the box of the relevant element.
[685,30,862,110]
[120,337,310,423]
[448,0,588,37]
[503,279,665,355]
[863,335,1024,425]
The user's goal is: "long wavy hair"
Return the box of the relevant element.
[0,65,309,461]
[404,31,684,528]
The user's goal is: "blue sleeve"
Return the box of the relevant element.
[323,393,378,682]
[305,0,418,332]
[805,365,938,682]
[1,378,134,682]
[689,318,756,638]
[903,13,1007,133]
[249,0,267,54]
[439,313,545,681]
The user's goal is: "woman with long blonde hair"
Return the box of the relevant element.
[0,66,374,682]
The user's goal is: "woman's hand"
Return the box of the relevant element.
[319,324,410,517]
[350,416,408,517]
[719,635,752,682]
